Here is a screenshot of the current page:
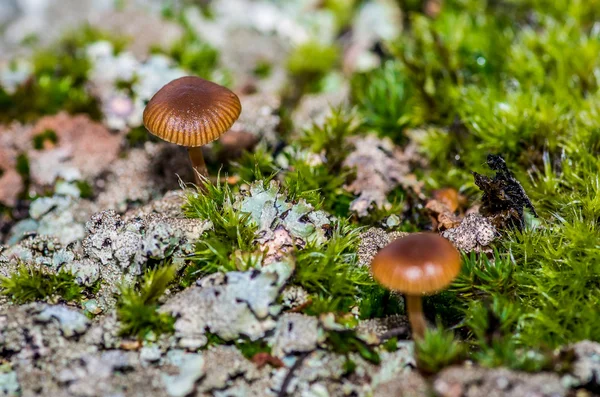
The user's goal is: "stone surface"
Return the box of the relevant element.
[270,313,322,358]
[160,262,293,345]
[434,366,567,397]
[442,213,497,253]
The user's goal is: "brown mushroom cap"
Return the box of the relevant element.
[143,76,242,147]
[371,233,461,295]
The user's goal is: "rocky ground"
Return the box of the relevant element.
[1,0,600,396]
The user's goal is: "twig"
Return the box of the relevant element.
[278,351,310,397]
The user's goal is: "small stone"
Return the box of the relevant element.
[35,305,90,338]
[442,213,497,253]
[271,313,321,358]
[162,354,205,397]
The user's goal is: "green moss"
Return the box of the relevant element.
[287,41,339,94]
[153,25,219,80]
[253,60,272,79]
[0,265,84,304]
[292,222,374,313]
[15,153,29,178]
[32,129,59,150]
[235,339,271,360]
[415,325,465,374]
[0,25,126,122]
[325,327,380,364]
[182,180,257,285]
[75,180,94,199]
[351,61,419,141]
[117,265,177,339]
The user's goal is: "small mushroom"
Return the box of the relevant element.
[370,233,461,339]
[143,76,242,184]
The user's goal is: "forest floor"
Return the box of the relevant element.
[0,0,599,396]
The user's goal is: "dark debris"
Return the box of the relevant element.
[472,155,537,230]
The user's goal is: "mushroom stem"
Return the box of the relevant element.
[405,295,427,340]
[188,146,208,185]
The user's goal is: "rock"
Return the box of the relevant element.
[563,341,600,390]
[161,262,293,344]
[35,305,90,338]
[28,113,121,186]
[162,353,204,397]
[373,372,430,397]
[270,313,322,358]
[442,213,497,253]
[434,366,567,397]
[197,346,261,393]
[0,369,20,397]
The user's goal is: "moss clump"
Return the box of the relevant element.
[182,180,257,284]
[0,26,127,123]
[0,265,84,304]
[293,222,374,313]
[415,325,465,374]
[351,61,419,141]
[287,41,339,94]
[32,129,59,150]
[117,265,176,339]
[75,180,94,199]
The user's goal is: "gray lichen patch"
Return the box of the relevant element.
[161,261,293,346]
[35,305,90,338]
[236,180,331,247]
[343,134,424,217]
[270,313,323,358]
[442,213,497,253]
[272,343,416,397]
[562,341,600,390]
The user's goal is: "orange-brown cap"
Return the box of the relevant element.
[143,76,241,147]
[371,233,461,295]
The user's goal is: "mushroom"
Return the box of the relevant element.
[143,76,242,185]
[370,233,461,339]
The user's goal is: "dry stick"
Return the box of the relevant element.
[377,326,410,342]
[278,351,310,397]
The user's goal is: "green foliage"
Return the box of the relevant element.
[298,109,359,170]
[117,265,177,339]
[75,180,94,199]
[0,265,83,304]
[231,144,279,183]
[182,180,257,284]
[292,222,374,313]
[253,60,272,79]
[0,26,127,122]
[325,329,380,364]
[287,41,339,93]
[415,325,465,374]
[287,41,339,77]
[357,285,404,320]
[32,129,59,150]
[15,153,29,178]
[153,20,219,80]
[351,61,419,140]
